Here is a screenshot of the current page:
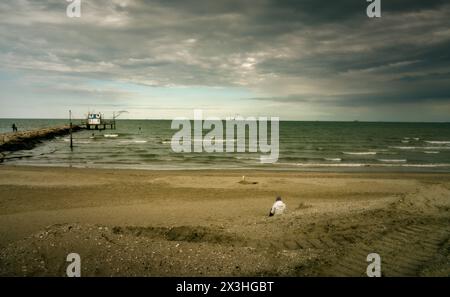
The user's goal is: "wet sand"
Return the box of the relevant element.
[0,165,449,276]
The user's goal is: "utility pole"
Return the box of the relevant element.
[69,110,73,150]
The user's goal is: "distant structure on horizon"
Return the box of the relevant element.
[83,112,116,130]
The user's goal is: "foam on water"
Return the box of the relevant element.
[1,120,450,172]
[378,159,407,163]
[324,158,342,162]
[390,146,416,150]
[425,141,450,144]
[342,152,377,155]
[119,140,148,144]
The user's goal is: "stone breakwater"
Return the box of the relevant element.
[0,125,82,158]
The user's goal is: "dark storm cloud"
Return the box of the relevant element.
[250,84,450,107]
[0,0,449,120]
[146,0,448,24]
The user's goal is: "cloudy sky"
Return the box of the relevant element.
[0,0,449,121]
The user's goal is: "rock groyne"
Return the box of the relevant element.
[0,125,82,155]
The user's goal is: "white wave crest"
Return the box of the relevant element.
[342,152,377,155]
[425,141,450,144]
[378,159,407,163]
[324,158,342,162]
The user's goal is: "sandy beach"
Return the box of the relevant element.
[0,165,449,276]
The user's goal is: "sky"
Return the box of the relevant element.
[0,0,449,121]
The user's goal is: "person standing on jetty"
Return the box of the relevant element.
[269,196,286,216]
[12,123,17,133]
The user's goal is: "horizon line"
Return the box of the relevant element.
[0,117,449,124]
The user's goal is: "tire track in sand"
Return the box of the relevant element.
[293,184,450,276]
[324,220,449,276]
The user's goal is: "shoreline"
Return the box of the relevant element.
[0,165,449,276]
[2,163,450,176]
[3,162,450,174]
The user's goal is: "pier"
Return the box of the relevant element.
[82,120,116,130]
[81,113,116,130]
[0,125,82,154]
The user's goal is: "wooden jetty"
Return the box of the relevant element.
[0,125,82,154]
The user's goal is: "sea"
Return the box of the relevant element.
[1,119,450,172]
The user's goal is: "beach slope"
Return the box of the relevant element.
[0,166,449,276]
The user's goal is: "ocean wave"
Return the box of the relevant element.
[378,159,407,163]
[391,146,450,150]
[235,156,260,160]
[342,152,377,155]
[119,140,147,144]
[400,164,450,168]
[285,162,450,168]
[390,146,416,150]
[424,151,440,154]
[104,134,119,138]
[294,163,366,167]
[425,141,450,144]
[324,158,342,162]
[62,139,91,144]
[379,151,399,155]
[423,146,450,150]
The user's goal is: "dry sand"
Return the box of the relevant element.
[0,165,449,276]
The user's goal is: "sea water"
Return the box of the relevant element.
[1,119,450,172]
